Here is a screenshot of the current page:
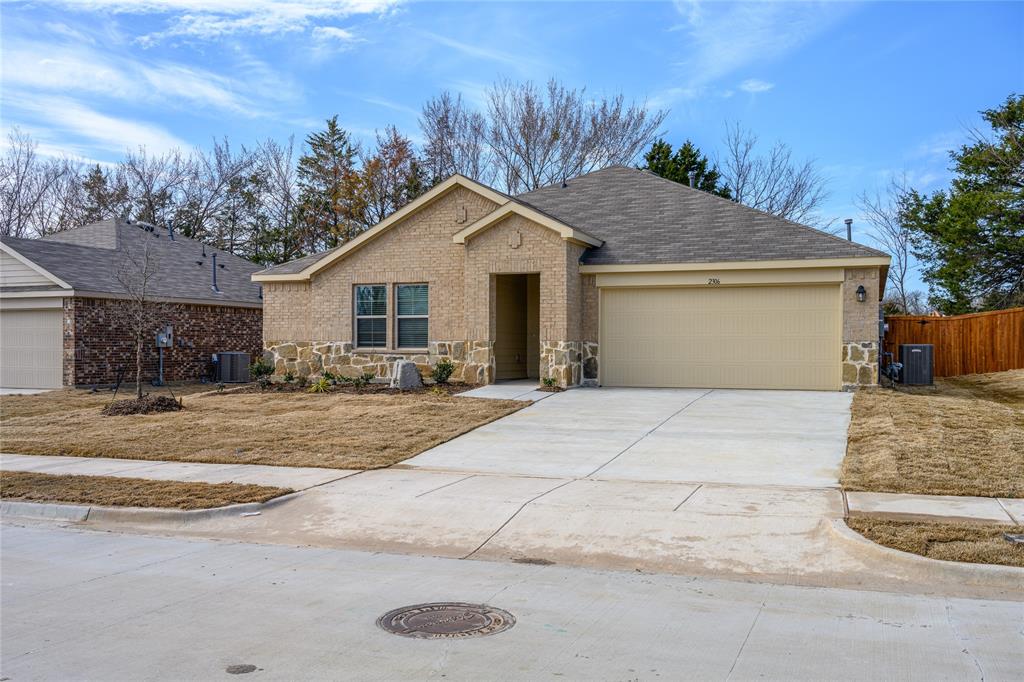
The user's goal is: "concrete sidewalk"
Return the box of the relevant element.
[847,490,1024,525]
[0,453,355,490]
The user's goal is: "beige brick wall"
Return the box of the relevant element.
[263,281,311,342]
[463,213,578,342]
[264,186,499,348]
[842,267,881,342]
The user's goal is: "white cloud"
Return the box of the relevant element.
[32,0,402,43]
[418,30,527,67]
[4,94,189,155]
[738,79,775,94]
[2,39,274,117]
[656,1,853,106]
[312,25,358,43]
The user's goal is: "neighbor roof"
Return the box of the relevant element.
[1,219,263,306]
[515,166,888,265]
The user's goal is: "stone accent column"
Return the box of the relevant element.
[842,341,878,390]
[462,340,495,384]
[582,341,599,387]
[541,340,583,388]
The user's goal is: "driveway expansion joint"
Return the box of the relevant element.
[583,388,714,479]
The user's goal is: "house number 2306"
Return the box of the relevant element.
[707,278,721,285]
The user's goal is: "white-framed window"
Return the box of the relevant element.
[395,283,428,349]
[354,284,387,348]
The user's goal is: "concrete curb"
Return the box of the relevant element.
[1,500,90,522]
[1,490,303,525]
[828,519,1024,590]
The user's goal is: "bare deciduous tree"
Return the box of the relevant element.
[420,91,492,185]
[121,147,194,227]
[719,122,830,227]
[0,128,72,237]
[487,78,667,194]
[178,138,257,249]
[114,238,169,399]
[254,137,303,264]
[421,79,667,193]
[857,176,914,313]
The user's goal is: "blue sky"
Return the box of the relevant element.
[2,1,1022,290]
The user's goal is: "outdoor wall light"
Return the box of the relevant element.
[856,285,867,303]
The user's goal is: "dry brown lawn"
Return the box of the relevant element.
[0,387,523,469]
[0,470,290,510]
[842,369,1024,498]
[847,516,1024,568]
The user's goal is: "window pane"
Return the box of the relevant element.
[357,318,386,347]
[397,317,428,348]
[397,284,428,316]
[355,285,386,316]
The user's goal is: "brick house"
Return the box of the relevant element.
[254,167,889,391]
[0,219,262,388]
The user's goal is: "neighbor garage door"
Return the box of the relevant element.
[1,308,63,388]
[600,285,841,390]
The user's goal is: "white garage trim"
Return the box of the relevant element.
[599,284,842,391]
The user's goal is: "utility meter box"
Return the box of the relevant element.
[155,326,173,348]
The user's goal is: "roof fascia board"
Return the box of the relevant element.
[453,202,603,248]
[580,256,891,274]
[0,242,73,289]
[0,288,75,299]
[253,175,508,283]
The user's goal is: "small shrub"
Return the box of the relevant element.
[541,377,557,388]
[257,377,272,391]
[431,359,455,385]
[249,359,274,381]
[362,372,376,383]
[322,370,337,384]
[430,385,447,397]
[216,382,226,393]
[351,372,376,389]
[282,371,295,383]
[308,377,331,393]
[337,375,353,386]
[296,375,308,388]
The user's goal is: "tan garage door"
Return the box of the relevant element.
[600,285,841,390]
[1,308,63,388]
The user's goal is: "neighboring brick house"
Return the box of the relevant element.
[0,219,262,388]
[254,167,889,391]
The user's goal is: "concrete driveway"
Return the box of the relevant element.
[405,387,852,487]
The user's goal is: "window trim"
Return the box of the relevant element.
[394,282,429,350]
[353,283,387,350]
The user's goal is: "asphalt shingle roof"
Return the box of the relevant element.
[1,219,263,305]
[515,166,887,265]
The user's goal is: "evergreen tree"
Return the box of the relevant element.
[901,95,1023,313]
[81,164,128,222]
[296,116,366,251]
[641,139,731,198]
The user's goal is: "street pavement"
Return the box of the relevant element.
[2,522,1022,681]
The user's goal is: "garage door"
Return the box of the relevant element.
[1,308,63,388]
[600,285,841,390]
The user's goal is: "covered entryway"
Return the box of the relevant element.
[1,307,64,389]
[600,285,841,390]
[494,274,540,381]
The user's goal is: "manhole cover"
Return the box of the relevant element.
[377,602,515,639]
[225,664,257,674]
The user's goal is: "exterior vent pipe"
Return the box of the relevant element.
[844,218,853,241]
[211,253,220,293]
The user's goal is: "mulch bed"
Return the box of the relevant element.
[102,395,183,416]
[224,382,474,396]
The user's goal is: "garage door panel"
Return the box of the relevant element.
[1,309,63,388]
[600,285,840,390]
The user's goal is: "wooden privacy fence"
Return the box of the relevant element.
[883,307,1024,377]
